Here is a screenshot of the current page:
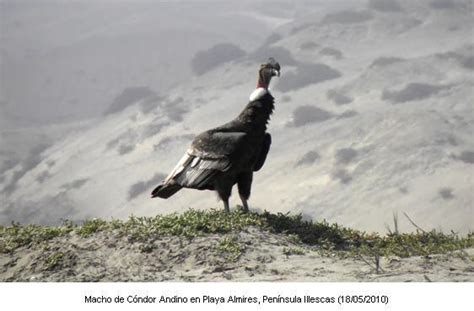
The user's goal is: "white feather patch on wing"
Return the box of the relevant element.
[249,87,268,102]
[164,153,192,183]
[174,156,231,187]
[191,157,201,168]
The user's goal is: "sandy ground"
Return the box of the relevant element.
[1,227,473,282]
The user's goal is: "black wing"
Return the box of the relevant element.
[160,131,246,189]
[253,133,271,172]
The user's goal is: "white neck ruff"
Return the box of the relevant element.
[249,87,270,102]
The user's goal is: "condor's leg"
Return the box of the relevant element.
[216,182,232,213]
[237,172,253,213]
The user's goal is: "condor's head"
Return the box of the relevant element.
[249,58,281,102]
[257,57,281,89]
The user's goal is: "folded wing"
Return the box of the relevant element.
[253,133,271,172]
[152,131,246,197]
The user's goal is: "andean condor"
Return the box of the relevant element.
[151,58,281,213]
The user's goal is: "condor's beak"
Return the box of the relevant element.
[272,69,280,77]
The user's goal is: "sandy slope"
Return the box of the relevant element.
[1,227,472,282]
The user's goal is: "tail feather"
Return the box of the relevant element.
[151,183,182,199]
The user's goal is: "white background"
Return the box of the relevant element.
[1,282,472,310]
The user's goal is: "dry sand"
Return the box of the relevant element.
[1,227,472,282]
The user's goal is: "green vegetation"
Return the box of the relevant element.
[116,209,264,242]
[0,221,74,254]
[0,209,472,259]
[283,247,307,256]
[216,236,244,262]
[77,218,108,237]
[44,252,66,271]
